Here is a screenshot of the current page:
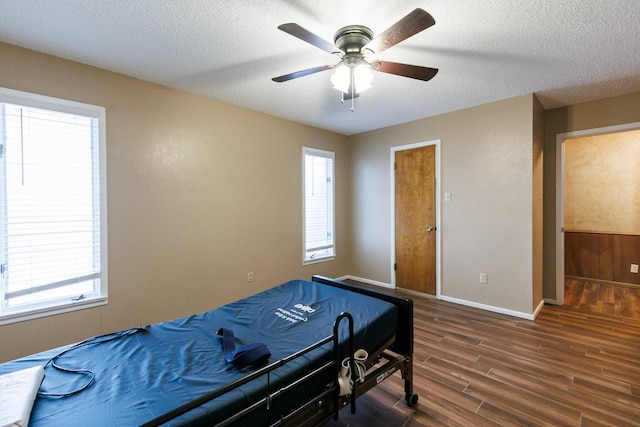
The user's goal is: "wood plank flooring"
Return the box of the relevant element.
[324,283,640,427]
[564,277,640,319]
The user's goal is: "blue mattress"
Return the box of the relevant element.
[0,279,397,426]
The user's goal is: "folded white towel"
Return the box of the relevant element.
[0,366,44,427]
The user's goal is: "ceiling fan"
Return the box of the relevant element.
[272,8,439,110]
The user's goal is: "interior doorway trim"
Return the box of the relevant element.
[390,139,441,297]
[555,121,640,305]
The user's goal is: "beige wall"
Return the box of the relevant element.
[543,91,640,300]
[0,43,351,362]
[349,94,541,315]
[532,97,545,308]
[564,130,640,234]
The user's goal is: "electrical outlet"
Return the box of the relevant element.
[247,272,254,282]
[631,264,639,274]
[479,273,488,284]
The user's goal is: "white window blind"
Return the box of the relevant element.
[303,147,335,263]
[0,88,107,323]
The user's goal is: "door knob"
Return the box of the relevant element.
[426,226,434,232]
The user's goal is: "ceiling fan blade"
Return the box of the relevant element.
[363,8,435,54]
[278,23,342,55]
[372,61,438,81]
[272,65,335,82]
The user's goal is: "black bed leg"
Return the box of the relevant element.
[405,392,419,407]
[403,356,419,407]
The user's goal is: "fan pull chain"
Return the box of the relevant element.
[350,66,355,112]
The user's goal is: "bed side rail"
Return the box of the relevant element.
[311,275,414,357]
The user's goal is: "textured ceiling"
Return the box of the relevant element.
[1,0,639,135]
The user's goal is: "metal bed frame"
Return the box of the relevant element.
[143,275,417,426]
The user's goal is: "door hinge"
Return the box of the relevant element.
[0,263,7,278]
[394,263,397,271]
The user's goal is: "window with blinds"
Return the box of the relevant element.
[0,88,107,324]
[303,147,335,264]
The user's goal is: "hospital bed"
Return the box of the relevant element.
[0,275,416,426]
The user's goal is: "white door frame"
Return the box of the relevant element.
[390,139,441,298]
[555,122,640,305]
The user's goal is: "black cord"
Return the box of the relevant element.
[37,326,148,398]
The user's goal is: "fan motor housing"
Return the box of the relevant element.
[334,25,373,53]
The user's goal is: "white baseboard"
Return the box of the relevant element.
[337,275,544,320]
[438,295,544,320]
[533,299,545,318]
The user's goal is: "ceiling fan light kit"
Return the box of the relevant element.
[272,8,439,111]
[330,59,373,94]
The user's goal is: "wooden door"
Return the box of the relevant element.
[395,145,436,294]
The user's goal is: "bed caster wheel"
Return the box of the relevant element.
[405,392,419,407]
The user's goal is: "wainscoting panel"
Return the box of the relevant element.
[565,232,640,285]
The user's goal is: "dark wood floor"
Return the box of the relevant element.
[324,282,640,427]
[564,277,640,319]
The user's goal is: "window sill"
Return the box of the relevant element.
[303,256,336,266]
[0,296,107,326]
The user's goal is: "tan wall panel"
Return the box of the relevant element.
[532,97,545,308]
[350,95,537,315]
[564,130,640,234]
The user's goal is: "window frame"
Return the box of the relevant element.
[302,147,336,265]
[0,87,107,325]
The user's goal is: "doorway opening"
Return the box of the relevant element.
[556,122,640,316]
